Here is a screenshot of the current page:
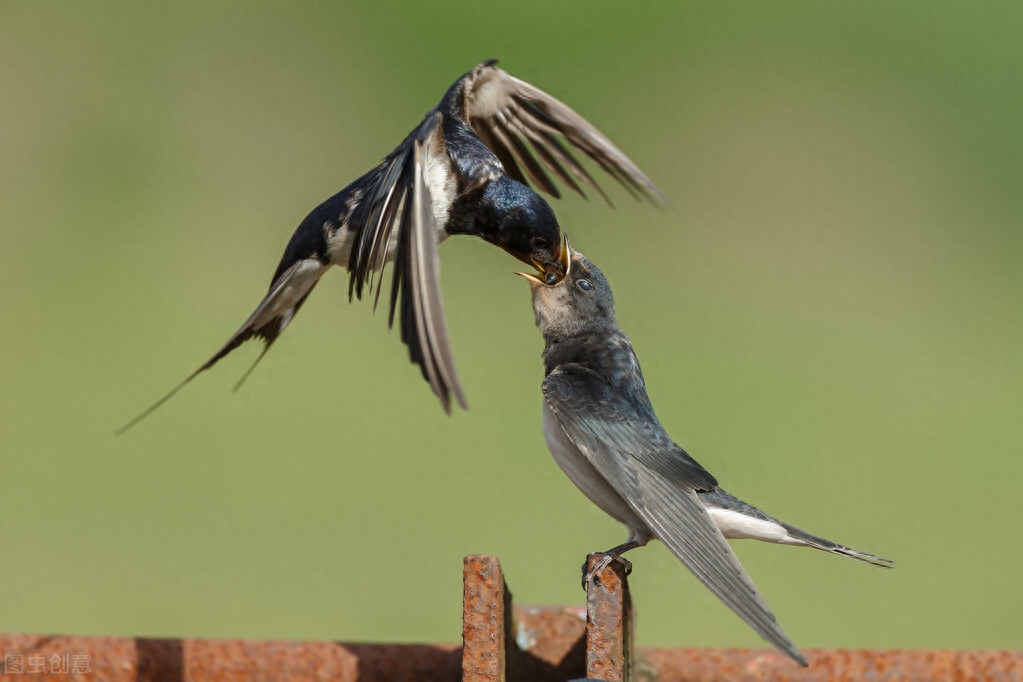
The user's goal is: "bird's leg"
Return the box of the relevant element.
[581,540,642,588]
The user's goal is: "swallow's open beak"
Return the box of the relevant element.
[515,251,547,285]
[516,233,572,286]
[558,233,571,275]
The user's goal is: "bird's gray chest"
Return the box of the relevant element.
[541,400,644,529]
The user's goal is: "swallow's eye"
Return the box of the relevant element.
[577,279,593,292]
[545,271,559,285]
[531,236,549,251]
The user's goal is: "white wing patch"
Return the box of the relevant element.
[424,132,456,237]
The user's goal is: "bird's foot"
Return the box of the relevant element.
[581,551,633,589]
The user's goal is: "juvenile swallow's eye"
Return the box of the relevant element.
[531,236,550,251]
[577,279,593,292]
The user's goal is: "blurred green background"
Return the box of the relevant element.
[2,1,1021,652]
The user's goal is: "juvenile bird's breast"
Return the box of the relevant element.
[542,400,646,531]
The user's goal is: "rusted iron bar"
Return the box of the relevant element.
[461,554,508,682]
[584,554,633,682]
[639,647,1023,682]
[462,553,634,681]
[509,604,587,681]
[3,554,1021,681]
[2,635,1019,681]
[0,634,461,682]
[463,554,589,681]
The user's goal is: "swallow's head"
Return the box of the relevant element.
[517,239,616,339]
[472,178,564,281]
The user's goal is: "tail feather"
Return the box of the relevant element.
[779,523,895,568]
[700,488,894,569]
[117,259,326,434]
[232,281,319,392]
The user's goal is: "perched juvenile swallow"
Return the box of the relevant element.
[120,60,661,432]
[519,246,893,667]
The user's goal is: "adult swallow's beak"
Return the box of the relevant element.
[517,233,572,285]
[558,233,571,275]
[515,269,545,285]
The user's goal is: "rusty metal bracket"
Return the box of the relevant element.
[2,554,1021,681]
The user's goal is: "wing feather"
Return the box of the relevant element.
[411,135,466,411]
[341,113,466,412]
[501,113,591,200]
[379,124,467,413]
[465,65,665,205]
[347,137,414,301]
[491,112,561,197]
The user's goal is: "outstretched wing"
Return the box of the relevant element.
[121,113,463,432]
[346,112,466,413]
[542,365,807,667]
[462,61,664,206]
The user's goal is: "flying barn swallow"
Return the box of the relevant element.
[120,60,661,432]
[519,245,893,667]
